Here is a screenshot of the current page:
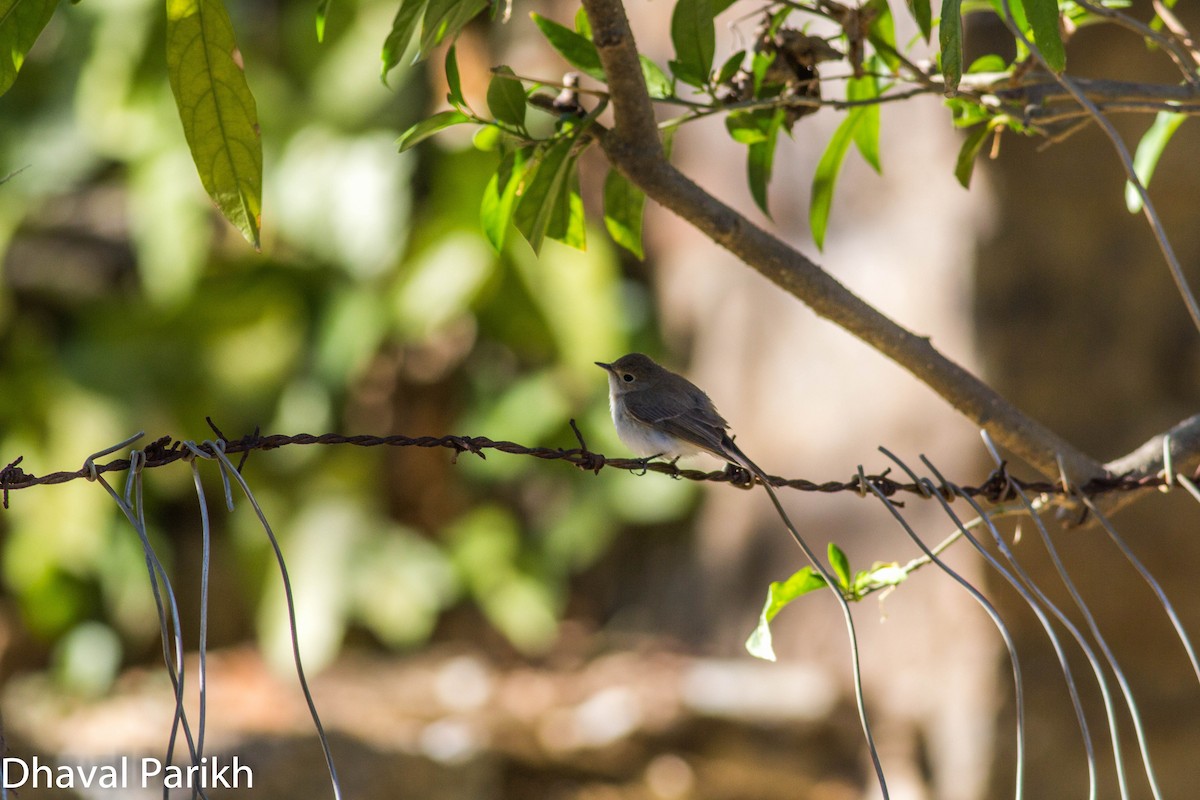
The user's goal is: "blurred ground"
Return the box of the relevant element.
[5,642,868,800]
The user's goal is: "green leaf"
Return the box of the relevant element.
[671,0,715,88]
[381,0,429,83]
[967,53,1007,73]
[551,168,586,250]
[828,543,851,590]
[419,0,488,58]
[481,148,532,251]
[316,0,332,41]
[531,13,605,81]
[939,0,964,94]
[745,568,828,661]
[747,109,784,216]
[1022,0,1065,72]
[0,0,58,98]
[725,109,777,145]
[166,0,263,249]
[513,137,577,254]
[954,123,990,188]
[395,109,471,152]
[487,66,527,129]
[445,44,464,107]
[907,0,933,41]
[641,56,674,100]
[810,110,864,249]
[865,0,899,72]
[1127,111,1186,213]
[847,74,882,173]
[603,168,646,259]
[991,0,1027,34]
[574,5,592,38]
[715,49,745,85]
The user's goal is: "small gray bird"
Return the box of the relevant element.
[595,353,763,476]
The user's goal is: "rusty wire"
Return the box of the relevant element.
[0,418,1184,510]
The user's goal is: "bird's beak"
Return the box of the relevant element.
[595,361,614,372]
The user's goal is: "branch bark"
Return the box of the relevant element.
[580,0,1200,510]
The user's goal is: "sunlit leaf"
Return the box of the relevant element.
[967,53,1007,73]
[1127,111,1186,213]
[745,568,828,661]
[0,0,58,97]
[671,0,715,88]
[551,169,586,250]
[725,109,777,144]
[954,123,990,188]
[865,0,899,71]
[747,108,784,216]
[419,0,488,58]
[939,0,964,94]
[487,66,527,129]
[574,5,592,38]
[828,542,851,590]
[381,0,429,83]
[316,0,332,42]
[810,109,863,249]
[395,109,471,151]
[481,147,531,251]
[166,0,263,249]
[531,13,605,81]
[641,56,674,99]
[1022,0,1065,72]
[603,168,646,259]
[847,74,881,173]
[513,137,576,254]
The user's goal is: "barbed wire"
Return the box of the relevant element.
[0,418,1183,510]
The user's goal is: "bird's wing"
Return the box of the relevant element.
[623,390,730,459]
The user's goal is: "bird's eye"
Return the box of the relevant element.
[622,373,634,383]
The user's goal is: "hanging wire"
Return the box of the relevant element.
[85,435,209,800]
[746,465,891,799]
[869,448,1026,800]
[202,441,344,800]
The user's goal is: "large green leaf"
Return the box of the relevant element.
[0,0,57,98]
[166,0,263,249]
[745,568,827,661]
[395,109,471,151]
[381,0,429,83]
[810,109,865,250]
[603,168,646,259]
[954,123,990,188]
[939,0,964,94]
[847,74,881,173]
[1127,111,1186,213]
[419,0,488,59]
[530,13,605,81]
[513,138,577,254]
[1022,0,1065,72]
[481,148,532,251]
[670,0,715,87]
[747,109,784,216]
[316,0,332,41]
[487,66,527,130]
[865,0,899,72]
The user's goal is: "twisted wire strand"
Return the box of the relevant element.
[0,422,1183,510]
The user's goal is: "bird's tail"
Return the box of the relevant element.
[719,433,768,484]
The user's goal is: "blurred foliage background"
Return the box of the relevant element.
[0,0,700,691]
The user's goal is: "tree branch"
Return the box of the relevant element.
[580,0,1107,486]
